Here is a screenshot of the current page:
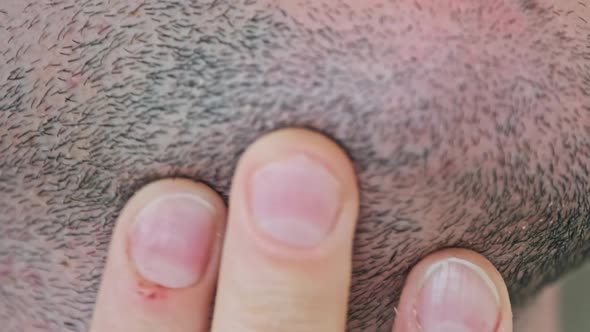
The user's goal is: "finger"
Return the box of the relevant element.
[392,248,513,332]
[211,128,359,332]
[90,179,226,332]
[515,285,559,332]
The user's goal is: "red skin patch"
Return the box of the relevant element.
[0,256,14,281]
[136,279,168,301]
[23,270,42,288]
[66,73,81,89]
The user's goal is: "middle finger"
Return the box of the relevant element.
[211,129,360,332]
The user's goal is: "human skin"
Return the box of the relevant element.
[87,129,514,332]
[0,0,589,331]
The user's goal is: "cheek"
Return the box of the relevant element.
[276,0,530,38]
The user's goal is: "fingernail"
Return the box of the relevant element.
[130,194,216,289]
[249,154,342,247]
[417,258,500,332]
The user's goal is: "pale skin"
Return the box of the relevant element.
[1,0,588,330]
[90,129,514,332]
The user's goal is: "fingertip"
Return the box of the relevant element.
[127,180,226,288]
[212,128,360,331]
[393,249,513,332]
[124,179,227,226]
[231,127,359,257]
[91,178,226,332]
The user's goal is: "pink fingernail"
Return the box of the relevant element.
[249,154,342,247]
[417,258,500,332]
[130,194,216,289]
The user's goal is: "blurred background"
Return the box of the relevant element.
[515,263,590,331]
[562,264,590,332]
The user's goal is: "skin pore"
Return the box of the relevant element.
[1,0,590,330]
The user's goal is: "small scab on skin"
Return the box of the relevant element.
[136,279,167,301]
[129,3,144,17]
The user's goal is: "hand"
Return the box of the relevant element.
[89,128,513,332]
